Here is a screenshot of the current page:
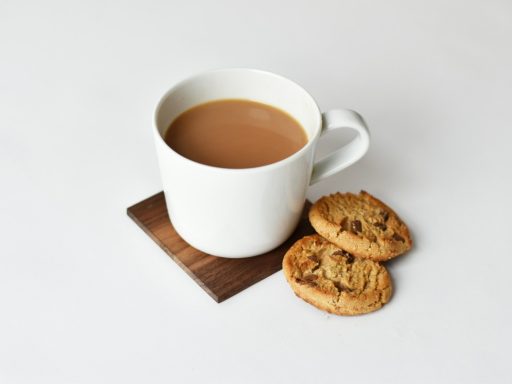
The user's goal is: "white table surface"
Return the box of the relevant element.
[1,1,511,383]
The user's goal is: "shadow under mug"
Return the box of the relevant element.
[154,68,370,258]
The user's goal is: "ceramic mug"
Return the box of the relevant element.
[154,69,370,257]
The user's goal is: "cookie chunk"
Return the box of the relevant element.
[309,191,412,261]
[283,234,392,315]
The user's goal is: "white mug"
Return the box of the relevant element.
[154,69,370,258]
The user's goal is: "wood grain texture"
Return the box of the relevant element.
[127,192,314,302]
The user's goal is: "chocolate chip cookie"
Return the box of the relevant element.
[283,234,392,315]
[309,191,412,261]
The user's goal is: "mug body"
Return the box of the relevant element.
[154,69,322,257]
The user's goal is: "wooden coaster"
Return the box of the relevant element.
[127,192,314,302]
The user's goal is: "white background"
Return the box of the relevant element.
[1,0,511,383]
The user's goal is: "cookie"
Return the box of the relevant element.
[282,234,392,315]
[309,191,412,261]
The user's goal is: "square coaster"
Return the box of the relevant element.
[127,192,314,302]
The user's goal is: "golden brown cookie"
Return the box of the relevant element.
[309,191,412,261]
[282,234,392,315]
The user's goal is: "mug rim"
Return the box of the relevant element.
[153,68,322,173]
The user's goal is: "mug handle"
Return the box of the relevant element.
[310,109,370,185]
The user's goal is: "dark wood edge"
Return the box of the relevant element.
[126,202,221,303]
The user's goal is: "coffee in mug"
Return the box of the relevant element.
[163,99,308,169]
[154,69,370,257]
